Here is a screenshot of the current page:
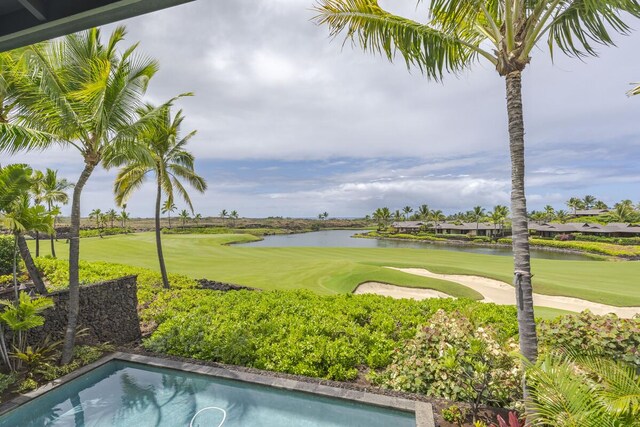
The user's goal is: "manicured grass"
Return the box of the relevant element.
[31,232,640,306]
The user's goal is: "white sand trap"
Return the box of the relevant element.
[356,268,640,319]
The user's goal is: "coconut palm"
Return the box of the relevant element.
[490,205,509,236]
[162,201,176,229]
[417,204,430,220]
[88,209,102,228]
[372,207,391,229]
[0,27,170,364]
[114,105,206,289]
[178,210,190,227]
[119,204,130,228]
[629,83,640,96]
[1,193,53,296]
[471,206,486,235]
[543,205,555,223]
[34,169,72,258]
[566,197,585,215]
[393,209,403,222]
[105,209,118,228]
[429,209,445,234]
[402,206,413,220]
[593,200,608,210]
[193,213,202,226]
[609,204,634,223]
[554,210,569,224]
[219,209,228,225]
[314,0,640,368]
[582,195,597,210]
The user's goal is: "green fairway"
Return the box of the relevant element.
[31,232,640,307]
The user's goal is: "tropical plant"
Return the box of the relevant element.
[593,200,608,210]
[193,213,202,225]
[178,209,190,227]
[372,207,391,229]
[417,204,430,220]
[582,195,597,210]
[609,204,635,223]
[119,210,130,228]
[0,292,54,371]
[88,209,102,228]
[543,205,555,222]
[105,209,118,228]
[630,83,640,96]
[33,169,71,258]
[1,27,170,364]
[554,209,569,224]
[312,0,640,371]
[429,209,445,233]
[471,206,486,234]
[490,205,509,236]
[526,352,640,426]
[566,197,585,215]
[162,201,177,229]
[219,209,228,221]
[114,105,206,289]
[0,165,52,295]
[393,209,402,222]
[402,206,413,220]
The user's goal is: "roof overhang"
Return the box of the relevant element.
[0,0,195,52]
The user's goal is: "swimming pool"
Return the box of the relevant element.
[0,353,428,426]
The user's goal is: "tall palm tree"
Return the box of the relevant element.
[629,83,640,96]
[119,204,130,228]
[593,200,608,210]
[88,209,102,228]
[471,206,486,235]
[543,205,555,223]
[314,0,640,368]
[402,206,413,220]
[114,105,206,289]
[105,209,118,228]
[554,209,569,224]
[35,169,72,258]
[372,207,391,230]
[429,209,445,234]
[610,204,634,223]
[193,213,202,226]
[417,204,430,220]
[162,201,177,229]
[1,27,168,364]
[490,205,509,236]
[583,195,597,210]
[178,209,190,227]
[393,209,402,222]
[566,197,585,215]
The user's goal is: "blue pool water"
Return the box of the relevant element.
[0,361,415,426]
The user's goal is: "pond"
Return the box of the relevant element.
[241,229,595,261]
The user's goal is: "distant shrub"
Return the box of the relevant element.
[538,311,640,369]
[554,234,574,241]
[79,227,132,238]
[572,233,640,246]
[530,238,640,257]
[0,236,13,276]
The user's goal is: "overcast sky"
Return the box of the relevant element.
[8,0,640,218]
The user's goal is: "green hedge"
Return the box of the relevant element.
[571,233,640,246]
[79,227,132,238]
[0,236,13,276]
[143,290,518,381]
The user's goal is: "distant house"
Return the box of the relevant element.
[391,221,507,237]
[572,209,609,217]
[529,222,640,238]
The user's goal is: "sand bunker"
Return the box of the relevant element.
[354,267,640,318]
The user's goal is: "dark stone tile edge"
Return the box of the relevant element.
[0,351,435,427]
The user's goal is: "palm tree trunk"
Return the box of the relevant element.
[35,231,40,258]
[16,233,47,294]
[12,236,18,303]
[61,162,96,365]
[155,180,170,289]
[505,72,538,364]
[50,234,56,258]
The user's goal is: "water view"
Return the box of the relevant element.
[242,229,595,261]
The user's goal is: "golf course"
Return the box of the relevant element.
[31,232,640,310]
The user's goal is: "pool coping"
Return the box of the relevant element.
[0,351,435,427]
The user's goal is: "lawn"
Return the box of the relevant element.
[31,232,640,307]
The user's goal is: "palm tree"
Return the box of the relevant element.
[88,209,102,228]
[0,164,48,296]
[372,207,391,230]
[193,213,202,226]
[114,105,206,289]
[610,204,634,223]
[582,195,597,210]
[543,205,555,223]
[402,206,413,220]
[490,205,509,237]
[566,197,584,215]
[104,209,117,228]
[630,83,640,96]
[314,0,640,369]
[429,209,445,234]
[162,201,177,229]
[119,204,130,228]
[554,210,569,224]
[393,209,402,222]
[34,169,72,258]
[470,206,486,235]
[178,209,190,227]
[593,200,608,210]
[1,27,168,364]
[417,204,430,220]
[219,209,228,224]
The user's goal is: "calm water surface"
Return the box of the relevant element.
[242,229,594,261]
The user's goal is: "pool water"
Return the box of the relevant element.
[0,361,415,426]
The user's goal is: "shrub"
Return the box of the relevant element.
[0,236,13,276]
[79,227,132,238]
[538,311,640,368]
[369,310,522,409]
[553,233,574,241]
[143,291,518,382]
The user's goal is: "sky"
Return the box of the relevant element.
[6,0,640,218]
